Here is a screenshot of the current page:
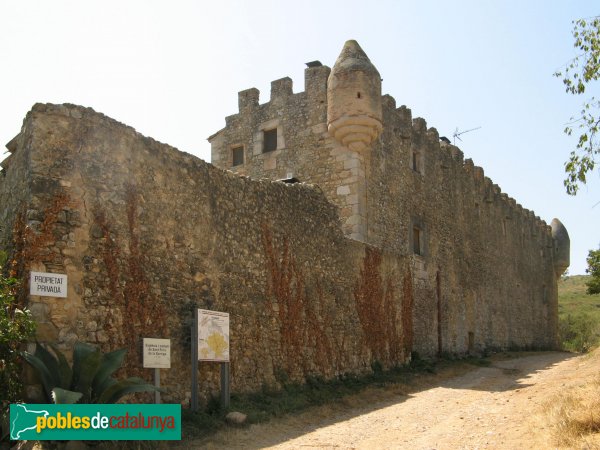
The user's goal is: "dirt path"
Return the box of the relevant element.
[182,352,598,449]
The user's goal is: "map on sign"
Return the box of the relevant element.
[197,309,229,362]
[10,404,49,440]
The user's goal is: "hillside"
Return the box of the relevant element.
[558,275,600,351]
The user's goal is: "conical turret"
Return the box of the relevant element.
[551,218,570,277]
[327,40,383,152]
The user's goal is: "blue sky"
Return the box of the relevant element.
[1,0,598,274]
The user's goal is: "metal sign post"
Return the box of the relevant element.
[191,308,199,412]
[220,362,230,409]
[154,368,161,404]
[142,338,170,405]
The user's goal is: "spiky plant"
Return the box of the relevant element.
[22,342,161,403]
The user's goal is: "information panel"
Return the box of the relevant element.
[197,309,229,362]
[143,338,171,369]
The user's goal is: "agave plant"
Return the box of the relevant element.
[22,342,161,404]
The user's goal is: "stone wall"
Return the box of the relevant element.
[210,65,560,357]
[0,103,413,404]
[371,99,558,355]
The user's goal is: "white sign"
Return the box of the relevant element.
[30,272,67,298]
[198,309,230,362]
[143,338,171,368]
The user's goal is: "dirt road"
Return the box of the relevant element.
[185,351,598,449]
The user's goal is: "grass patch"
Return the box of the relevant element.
[182,407,227,440]
[558,275,600,352]
[542,349,600,448]
[559,275,600,318]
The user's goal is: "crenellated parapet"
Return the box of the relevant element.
[377,96,555,243]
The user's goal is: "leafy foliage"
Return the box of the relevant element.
[586,247,600,295]
[0,251,36,404]
[554,16,600,195]
[22,342,161,403]
[559,313,598,353]
[0,251,36,442]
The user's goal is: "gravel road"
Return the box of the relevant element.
[181,351,595,449]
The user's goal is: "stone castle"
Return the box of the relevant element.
[0,40,569,404]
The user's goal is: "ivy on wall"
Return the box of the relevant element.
[354,246,409,365]
[93,184,168,375]
[261,222,333,377]
[10,193,72,305]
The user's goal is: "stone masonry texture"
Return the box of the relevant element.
[0,41,568,405]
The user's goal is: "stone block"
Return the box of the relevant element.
[263,157,276,170]
[35,322,58,341]
[28,302,49,322]
[336,185,351,195]
[225,411,248,425]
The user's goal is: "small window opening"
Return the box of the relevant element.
[413,226,422,255]
[231,146,244,166]
[357,92,361,99]
[263,128,278,153]
[412,151,419,172]
[502,219,507,236]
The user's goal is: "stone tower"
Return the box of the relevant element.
[327,40,383,152]
[325,40,383,241]
[551,218,570,277]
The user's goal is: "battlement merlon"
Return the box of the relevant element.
[238,87,260,112]
[270,77,293,103]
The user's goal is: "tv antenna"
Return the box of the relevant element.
[453,126,481,145]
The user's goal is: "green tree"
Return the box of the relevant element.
[586,246,600,295]
[554,16,600,195]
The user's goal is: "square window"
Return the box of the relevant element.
[263,128,278,153]
[232,146,244,166]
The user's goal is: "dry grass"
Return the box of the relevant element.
[542,349,600,449]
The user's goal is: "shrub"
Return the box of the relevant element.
[559,313,599,353]
[0,250,36,441]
